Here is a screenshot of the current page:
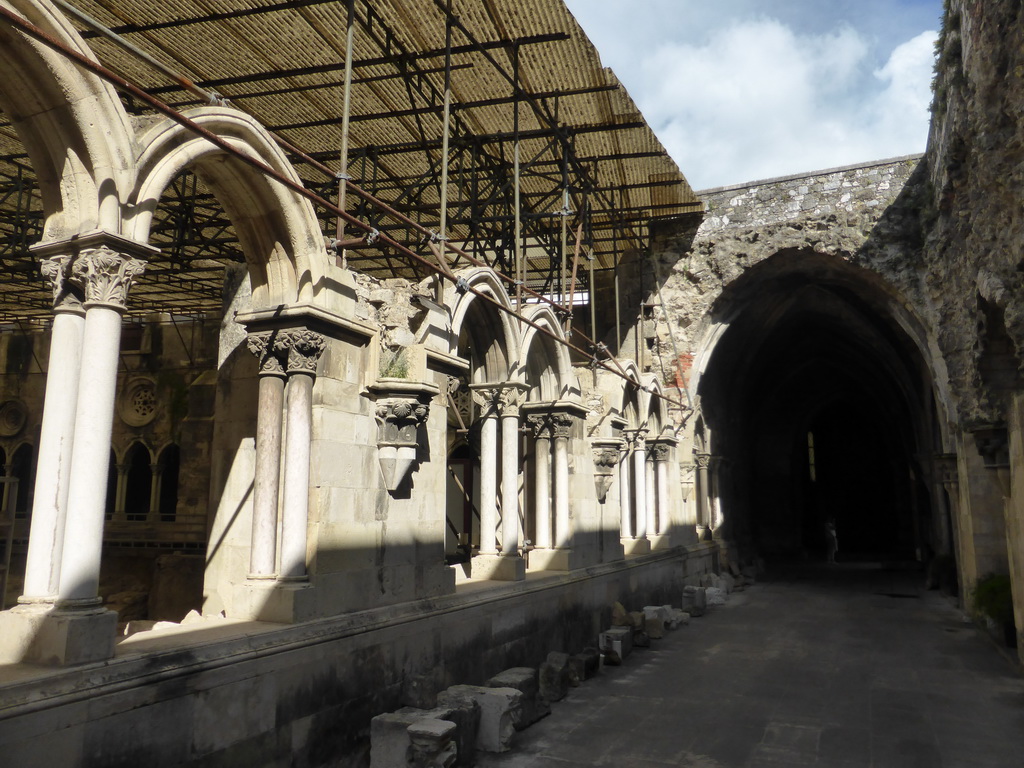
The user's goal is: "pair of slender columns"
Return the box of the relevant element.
[619,429,648,539]
[528,411,574,550]
[246,330,326,581]
[21,245,148,606]
[473,385,526,557]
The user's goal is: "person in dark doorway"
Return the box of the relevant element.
[825,517,838,563]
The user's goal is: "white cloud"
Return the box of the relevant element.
[564,3,939,190]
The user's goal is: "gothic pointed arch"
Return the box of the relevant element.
[445,267,521,383]
[520,305,573,402]
[129,107,329,308]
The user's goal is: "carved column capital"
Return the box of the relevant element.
[496,385,527,418]
[651,441,671,462]
[277,329,327,375]
[695,452,711,469]
[246,331,287,377]
[527,413,553,439]
[40,255,84,312]
[69,246,146,310]
[550,412,575,440]
[630,428,649,451]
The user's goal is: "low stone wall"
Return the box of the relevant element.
[0,544,715,768]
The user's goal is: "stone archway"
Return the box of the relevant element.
[695,251,943,564]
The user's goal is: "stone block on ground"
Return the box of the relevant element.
[433,688,482,765]
[407,719,457,768]
[682,585,707,617]
[633,630,651,648]
[706,586,727,605]
[720,572,736,594]
[627,610,646,629]
[699,572,721,589]
[444,685,523,752]
[665,609,690,629]
[486,667,548,728]
[600,625,633,661]
[370,711,423,768]
[569,647,600,681]
[644,616,665,640]
[539,652,571,703]
[610,601,629,626]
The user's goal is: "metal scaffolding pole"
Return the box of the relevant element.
[335,0,356,267]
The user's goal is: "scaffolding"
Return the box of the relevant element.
[0,0,701,377]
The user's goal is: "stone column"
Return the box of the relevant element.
[552,412,573,549]
[58,247,147,605]
[633,430,649,540]
[619,434,633,539]
[498,387,525,557]
[20,256,84,601]
[645,449,657,537]
[472,389,500,555]
[527,414,553,550]
[246,332,287,578]
[279,330,326,581]
[695,452,711,539]
[653,442,671,536]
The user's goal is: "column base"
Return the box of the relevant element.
[470,553,526,581]
[0,602,118,666]
[648,533,673,552]
[231,579,316,623]
[527,547,572,572]
[622,537,652,556]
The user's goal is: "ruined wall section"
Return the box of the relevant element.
[926,0,1024,426]
[649,155,929,413]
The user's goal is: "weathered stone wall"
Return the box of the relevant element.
[926,0,1024,426]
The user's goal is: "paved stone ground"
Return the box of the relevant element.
[476,564,1024,768]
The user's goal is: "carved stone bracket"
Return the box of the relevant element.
[591,438,623,504]
[933,453,959,491]
[970,424,1010,498]
[69,246,147,310]
[369,379,439,493]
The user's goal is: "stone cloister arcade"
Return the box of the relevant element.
[0,4,713,758]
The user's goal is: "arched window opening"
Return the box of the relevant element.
[124,443,152,522]
[11,444,34,519]
[105,450,117,521]
[158,444,180,522]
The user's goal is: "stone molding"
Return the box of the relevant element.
[69,246,147,310]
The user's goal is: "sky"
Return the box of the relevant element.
[563,0,943,190]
